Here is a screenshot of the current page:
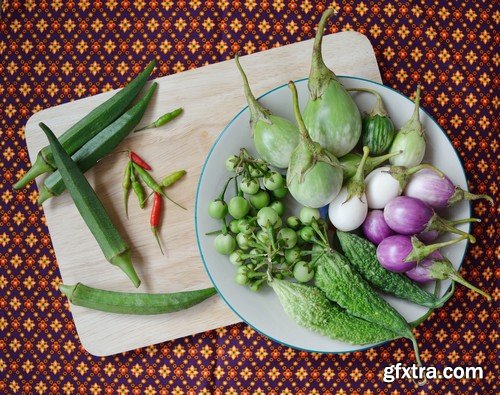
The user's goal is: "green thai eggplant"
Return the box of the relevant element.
[349,88,396,155]
[389,86,426,167]
[302,9,361,157]
[286,81,343,208]
[235,55,299,169]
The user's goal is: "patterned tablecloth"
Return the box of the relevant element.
[0,1,497,394]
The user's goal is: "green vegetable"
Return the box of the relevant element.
[228,196,250,219]
[249,190,270,209]
[293,261,314,282]
[349,88,396,155]
[389,86,426,167]
[337,231,453,308]
[214,234,236,255]
[159,170,186,187]
[15,60,156,190]
[122,161,133,218]
[269,279,397,345]
[135,107,183,132]
[302,10,361,157]
[339,151,401,180]
[38,82,158,204]
[59,283,216,314]
[40,123,141,287]
[235,55,300,169]
[208,199,228,219]
[130,167,147,209]
[286,81,343,208]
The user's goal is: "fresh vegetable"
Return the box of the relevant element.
[15,60,156,190]
[59,283,216,314]
[130,166,147,209]
[314,250,421,365]
[269,279,398,345]
[235,55,299,169]
[384,196,477,242]
[328,147,370,231]
[159,170,186,188]
[130,151,152,170]
[404,168,493,208]
[122,161,133,218]
[364,164,443,209]
[376,234,468,272]
[132,163,186,210]
[362,210,394,245]
[135,107,183,132]
[405,254,491,300]
[299,207,320,225]
[339,150,401,180]
[286,81,343,208]
[416,230,439,243]
[337,231,454,308]
[40,123,141,287]
[302,9,362,157]
[389,86,426,167]
[151,192,164,255]
[349,87,396,155]
[37,82,158,204]
[214,233,237,255]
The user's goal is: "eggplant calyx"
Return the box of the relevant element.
[447,186,494,207]
[308,8,337,100]
[429,259,492,300]
[385,163,444,190]
[235,55,272,129]
[403,235,468,264]
[345,146,370,201]
[427,214,476,243]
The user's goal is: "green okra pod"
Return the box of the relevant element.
[14,60,156,190]
[59,283,217,315]
[38,82,158,204]
[40,122,141,288]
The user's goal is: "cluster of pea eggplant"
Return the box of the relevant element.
[231,9,493,292]
[208,149,331,290]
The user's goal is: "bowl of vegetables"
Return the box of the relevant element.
[195,10,491,357]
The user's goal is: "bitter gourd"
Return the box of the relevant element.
[269,279,397,345]
[337,231,452,308]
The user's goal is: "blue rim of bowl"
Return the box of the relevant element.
[194,76,471,354]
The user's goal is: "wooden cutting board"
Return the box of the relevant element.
[24,31,382,356]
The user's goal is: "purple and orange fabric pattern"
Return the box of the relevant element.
[0,1,497,394]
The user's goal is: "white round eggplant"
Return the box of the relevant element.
[328,187,368,231]
[365,166,402,209]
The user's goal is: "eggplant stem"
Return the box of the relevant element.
[411,85,422,121]
[449,217,480,225]
[405,235,468,263]
[447,186,494,206]
[407,163,444,178]
[235,55,271,126]
[427,214,476,243]
[346,146,370,200]
[448,273,491,300]
[288,81,309,139]
[347,88,387,116]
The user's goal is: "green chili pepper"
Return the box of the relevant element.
[130,167,147,209]
[132,163,186,210]
[14,60,156,190]
[38,82,158,204]
[135,107,183,132]
[123,161,133,218]
[40,123,141,287]
[160,170,186,188]
[59,283,216,314]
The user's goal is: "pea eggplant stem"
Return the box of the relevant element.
[40,122,141,287]
[151,192,164,255]
[59,283,217,315]
[135,107,183,132]
[14,60,156,190]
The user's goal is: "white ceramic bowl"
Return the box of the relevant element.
[195,77,470,353]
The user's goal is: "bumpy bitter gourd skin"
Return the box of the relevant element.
[337,231,442,308]
[314,251,414,339]
[270,279,397,345]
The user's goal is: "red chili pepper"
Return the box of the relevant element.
[129,151,152,171]
[151,192,164,255]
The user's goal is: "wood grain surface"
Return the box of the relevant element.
[24,31,382,356]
